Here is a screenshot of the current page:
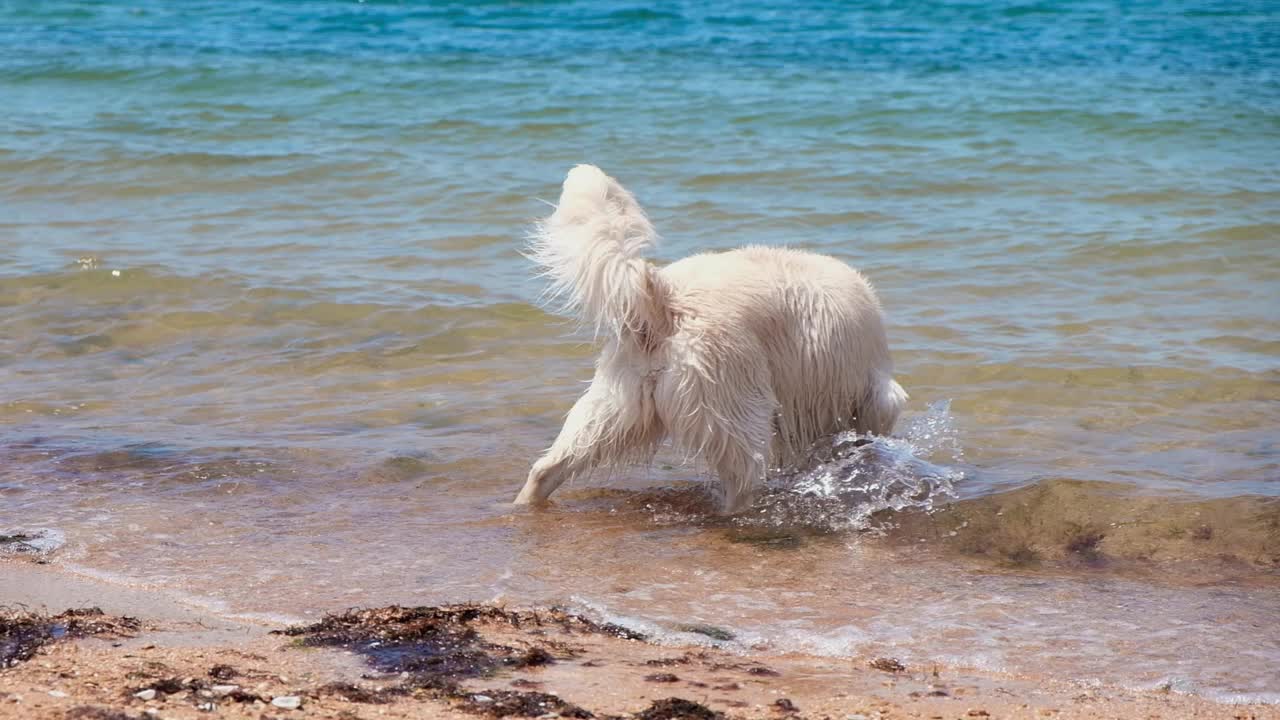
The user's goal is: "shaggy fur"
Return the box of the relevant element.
[514,165,908,513]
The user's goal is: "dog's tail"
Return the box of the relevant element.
[529,165,668,340]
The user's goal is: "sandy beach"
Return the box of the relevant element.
[3,561,1274,720]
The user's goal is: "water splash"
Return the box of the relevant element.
[0,527,66,558]
[735,401,964,531]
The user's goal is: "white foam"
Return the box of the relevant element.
[736,401,964,531]
[0,527,66,556]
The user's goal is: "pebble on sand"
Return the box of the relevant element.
[271,695,303,709]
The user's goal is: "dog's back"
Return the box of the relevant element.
[660,246,906,467]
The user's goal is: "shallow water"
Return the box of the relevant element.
[2,0,1279,703]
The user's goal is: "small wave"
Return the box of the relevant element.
[602,8,683,23]
[1137,677,1280,707]
[56,561,308,627]
[567,597,679,645]
[734,401,964,532]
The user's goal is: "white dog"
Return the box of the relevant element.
[514,165,908,513]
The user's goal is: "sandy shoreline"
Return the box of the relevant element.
[2,560,1275,720]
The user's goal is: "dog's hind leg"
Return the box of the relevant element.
[516,376,660,505]
[658,354,776,515]
[855,372,909,436]
[715,441,769,515]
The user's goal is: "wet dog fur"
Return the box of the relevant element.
[514,165,907,513]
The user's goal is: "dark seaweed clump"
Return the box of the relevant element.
[275,603,694,718]
[869,657,906,673]
[277,604,639,678]
[0,532,38,549]
[64,707,147,720]
[634,698,723,720]
[465,689,594,719]
[280,604,503,681]
[1063,525,1107,565]
[772,697,799,714]
[1,607,141,667]
[207,663,238,680]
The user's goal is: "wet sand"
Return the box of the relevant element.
[3,562,1274,720]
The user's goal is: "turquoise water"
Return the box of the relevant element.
[2,0,1279,702]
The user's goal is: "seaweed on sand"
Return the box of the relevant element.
[276,604,638,680]
[460,689,594,718]
[207,663,238,680]
[275,604,651,717]
[869,657,906,673]
[278,605,502,680]
[47,607,142,636]
[0,607,141,668]
[277,605,725,718]
[633,698,723,720]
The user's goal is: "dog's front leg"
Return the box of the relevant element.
[515,451,575,505]
[515,381,635,505]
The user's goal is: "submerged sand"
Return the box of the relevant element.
[2,562,1275,720]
